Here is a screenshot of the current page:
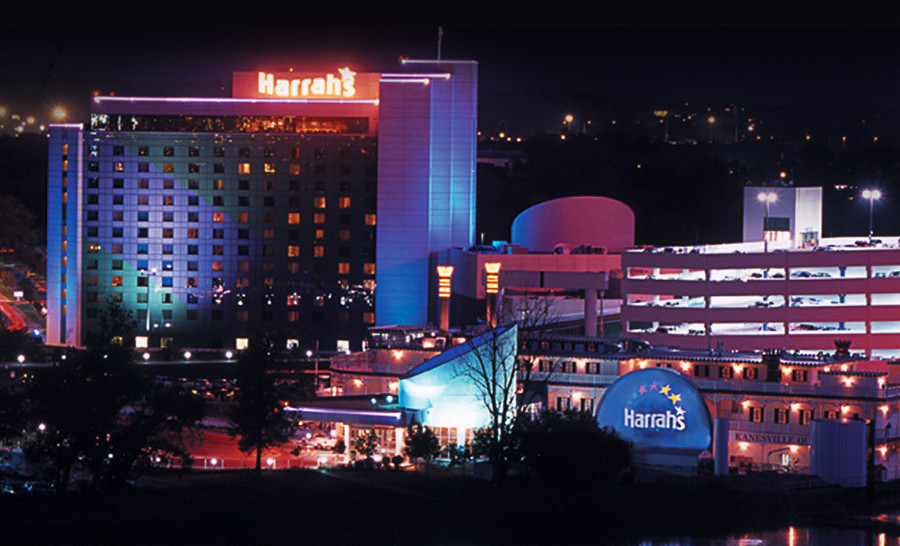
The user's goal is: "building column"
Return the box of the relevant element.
[584,288,597,337]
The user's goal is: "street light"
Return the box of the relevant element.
[862,189,882,243]
[707,116,716,142]
[757,191,777,253]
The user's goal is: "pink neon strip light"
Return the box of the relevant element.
[93,97,379,105]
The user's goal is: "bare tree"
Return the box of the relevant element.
[457,323,519,487]
[497,291,560,413]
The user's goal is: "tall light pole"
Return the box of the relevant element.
[707,116,716,143]
[862,189,882,243]
[757,191,777,253]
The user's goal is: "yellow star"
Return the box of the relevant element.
[338,67,356,81]
[668,393,681,405]
[660,385,671,396]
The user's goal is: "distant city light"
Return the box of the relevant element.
[52,107,66,119]
[564,114,574,123]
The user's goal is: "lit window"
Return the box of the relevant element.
[288,213,300,224]
[287,294,300,306]
[114,162,125,172]
[365,214,376,226]
[339,230,350,241]
[315,229,325,239]
[287,311,299,322]
[213,212,225,223]
[135,336,148,349]
[314,246,324,257]
[314,197,326,209]
[288,246,300,257]
[339,197,351,208]
[338,263,350,274]
[111,276,123,287]
[239,213,249,223]
[314,213,325,224]
[163,163,174,173]
[238,163,250,174]
[289,164,300,175]
[264,229,275,239]
[364,263,375,275]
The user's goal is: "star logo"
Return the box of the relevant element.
[338,67,356,81]
[668,393,681,405]
[639,385,647,395]
[649,382,658,391]
[675,405,686,416]
[660,385,671,396]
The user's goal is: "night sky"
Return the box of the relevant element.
[1,2,897,132]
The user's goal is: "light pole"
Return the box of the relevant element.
[707,116,716,142]
[862,189,882,243]
[757,191,777,253]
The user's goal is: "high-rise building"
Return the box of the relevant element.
[46,59,477,351]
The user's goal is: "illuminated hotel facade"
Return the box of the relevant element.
[46,60,477,350]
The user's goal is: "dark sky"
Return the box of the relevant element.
[1,1,898,129]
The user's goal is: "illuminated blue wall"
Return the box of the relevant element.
[399,324,516,429]
[595,367,713,453]
[375,60,478,326]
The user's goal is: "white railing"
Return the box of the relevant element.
[157,453,346,471]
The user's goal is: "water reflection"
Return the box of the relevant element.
[636,524,900,545]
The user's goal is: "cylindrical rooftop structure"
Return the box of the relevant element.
[510,196,635,253]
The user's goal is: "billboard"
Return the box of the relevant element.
[595,367,712,453]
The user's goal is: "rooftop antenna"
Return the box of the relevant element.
[437,26,443,60]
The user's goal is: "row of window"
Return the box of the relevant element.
[86,306,375,324]
[90,114,371,134]
[86,192,359,211]
[86,177,376,193]
[111,144,364,160]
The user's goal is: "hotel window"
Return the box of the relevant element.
[163,179,175,189]
[188,196,199,206]
[188,146,200,157]
[338,263,350,274]
[187,245,198,255]
[315,229,325,239]
[239,147,250,158]
[286,294,300,306]
[364,263,375,275]
[291,147,301,158]
[163,212,174,222]
[314,197,326,209]
[213,179,225,190]
[136,292,148,302]
[263,213,275,223]
[288,246,300,257]
[264,163,275,174]
[111,244,123,254]
[86,275,98,286]
[238,180,249,190]
[749,407,764,423]
[314,246,324,257]
[289,164,300,175]
[693,365,710,378]
[743,367,759,380]
[188,228,199,239]
[137,244,148,254]
[114,162,125,172]
[365,214,376,226]
[719,366,734,379]
[287,311,299,323]
[263,245,275,257]
[112,211,125,222]
[314,148,326,159]
[187,261,198,271]
[239,213,249,223]
[188,163,200,173]
[556,397,571,411]
[187,277,198,288]
[263,147,275,158]
[162,260,173,271]
[214,147,225,157]
[235,196,248,207]
[580,398,594,413]
[791,369,808,382]
[363,312,375,324]
[237,278,250,288]
[213,229,224,239]
[164,146,174,156]
[213,245,224,256]
[188,212,199,222]
[287,262,300,273]
[163,228,174,238]
[138,162,150,173]
[212,261,224,272]
[774,408,790,424]
[263,197,275,207]
[113,195,124,206]
[824,410,838,420]
[187,309,198,320]
[214,163,224,174]
[161,310,173,320]
[339,197,351,209]
[138,179,149,189]
[238,245,249,256]
[188,179,200,190]
[138,195,150,206]
[88,178,99,188]
[113,178,124,189]
[236,310,249,322]
[799,409,812,426]
[238,163,250,174]
[111,145,124,156]
[288,230,300,241]
[163,163,174,173]
[213,212,225,223]
[339,230,351,241]
[87,211,99,222]
[162,244,173,255]
[288,213,300,224]
[163,195,174,206]
[112,260,123,271]
[213,196,224,206]
[111,276,123,287]
[87,194,99,205]
[161,293,172,305]
[138,146,149,156]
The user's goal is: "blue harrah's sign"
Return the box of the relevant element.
[596,367,712,453]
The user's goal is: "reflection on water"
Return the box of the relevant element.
[636,523,900,546]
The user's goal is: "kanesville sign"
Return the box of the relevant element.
[232,68,380,100]
[596,367,712,453]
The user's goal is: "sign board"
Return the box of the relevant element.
[595,367,712,453]
[232,68,381,100]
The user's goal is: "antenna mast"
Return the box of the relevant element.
[437,26,443,60]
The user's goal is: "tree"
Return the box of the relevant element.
[404,420,440,469]
[229,335,295,477]
[515,409,632,487]
[354,430,378,460]
[456,323,519,487]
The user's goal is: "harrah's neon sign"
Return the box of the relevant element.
[257,67,356,98]
[623,408,686,431]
